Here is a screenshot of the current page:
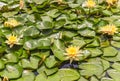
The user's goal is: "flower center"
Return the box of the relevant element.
[8,36,17,44]
[86,0,95,8]
[67,47,77,55]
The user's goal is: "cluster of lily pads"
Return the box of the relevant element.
[0,0,120,81]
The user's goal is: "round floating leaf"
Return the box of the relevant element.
[11,70,35,81]
[20,57,40,69]
[90,76,98,81]
[23,40,38,50]
[37,65,58,76]
[23,27,40,37]
[71,38,86,48]
[107,69,120,81]
[101,59,110,70]
[102,46,118,56]
[87,48,102,57]
[37,38,51,49]
[44,56,58,68]
[101,77,114,81]
[79,60,104,77]
[111,41,120,48]
[2,53,18,63]
[86,39,100,47]
[78,77,88,81]
[0,60,4,70]
[0,64,23,79]
[35,72,48,81]
[48,69,80,81]
[78,29,95,37]
[51,39,66,61]
[112,62,120,72]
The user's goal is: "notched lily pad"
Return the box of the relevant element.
[102,46,118,56]
[78,28,95,37]
[20,57,40,69]
[0,64,23,79]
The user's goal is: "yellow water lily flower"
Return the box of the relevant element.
[106,0,117,5]
[4,19,20,28]
[19,0,24,9]
[5,35,18,48]
[2,76,9,81]
[57,0,63,4]
[100,24,117,35]
[86,0,96,8]
[64,46,82,64]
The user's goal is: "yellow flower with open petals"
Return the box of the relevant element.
[64,46,82,64]
[106,0,117,5]
[100,24,117,35]
[57,0,63,4]
[86,0,96,8]
[4,19,20,28]
[6,35,18,48]
[2,76,9,81]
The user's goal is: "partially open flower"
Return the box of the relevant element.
[19,0,24,9]
[2,76,9,81]
[99,24,117,35]
[106,0,117,5]
[57,0,62,4]
[86,0,96,8]
[64,46,82,64]
[4,19,20,28]
[5,35,19,48]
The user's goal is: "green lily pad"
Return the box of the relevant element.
[2,53,18,63]
[11,70,35,81]
[35,72,48,81]
[78,28,95,37]
[87,48,102,57]
[102,52,120,62]
[102,46,118,56]
[86,39,100,47]
[23,39,38,50]
[101,77,114,81]
[0,60,4,70]
[112,62,120,72]
[79,59,104,77]
[107,69,120,81]
[78,77,88,81]
[71,38,86,48]
[90,76,98,81]
[37,38,51,49]
[48,69,80,81]
[101,59,110,70]
[111,41,120,48]
[0,64,23,79]
[51,39,66,61]
[37,65,58,76]
[23,27,40,37]
[62,31,77,39]
[45,56,58,68]
[20,57,40,69]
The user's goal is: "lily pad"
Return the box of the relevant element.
[44,56,58,68]
[79,59,104,77]
[0,64,23,79]
[78,28,95,37]
[107,69,120,81]
[0,60,4,70]
[87,48,102,57]
[48,69,80,81]
[20,57,40,69]
[111,41,120,48]
[102,46,118,56]
[11,70,35,81]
